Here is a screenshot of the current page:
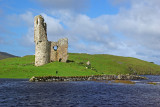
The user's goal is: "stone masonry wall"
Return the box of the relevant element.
[50,38,68,62]
[34,15,50,66]
[50,41,58,62]
[34,15,68,66]
[29,75,147,82]
[56,38,68,62]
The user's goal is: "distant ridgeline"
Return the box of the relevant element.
[0,52,18,60]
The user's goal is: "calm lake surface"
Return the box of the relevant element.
[0,75,160,107]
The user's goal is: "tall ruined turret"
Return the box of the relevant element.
[34,15,50,66]
[34,15,68,66]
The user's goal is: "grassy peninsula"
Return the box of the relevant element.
[0,53,160,79]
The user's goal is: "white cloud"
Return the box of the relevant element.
[21,11,120,54]
[41,13,66,41]
[63,0,160,63]
[20,11,34,27]
[114,1,160,50]
[21,27,34,46]
[5,11,34,27]
[35,0,90,12]
[104,0,160,63]
[13,0,160,64]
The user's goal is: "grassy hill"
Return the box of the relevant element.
[0,53,160,79]
[0,52,18,60]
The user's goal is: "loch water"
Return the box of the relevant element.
[0,75,160,107]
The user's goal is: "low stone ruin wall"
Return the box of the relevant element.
[29,75,147,82]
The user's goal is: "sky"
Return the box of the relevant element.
[0,0,160,64]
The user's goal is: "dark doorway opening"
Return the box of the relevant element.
[59,58,62,62]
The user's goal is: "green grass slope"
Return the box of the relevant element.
[0,53,160,79]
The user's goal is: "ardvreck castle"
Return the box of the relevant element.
[34,15,68,66]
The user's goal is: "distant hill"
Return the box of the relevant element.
[0,52,18,60]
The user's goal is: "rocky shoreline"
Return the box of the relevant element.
[29,75,147,82]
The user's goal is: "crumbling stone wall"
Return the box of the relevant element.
[34,15,50,66]
[50,38,68,62]
[34,15,68,66]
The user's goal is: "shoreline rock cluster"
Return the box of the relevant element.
[29,75,147,82]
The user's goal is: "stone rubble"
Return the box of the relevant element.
[29,75,147,82]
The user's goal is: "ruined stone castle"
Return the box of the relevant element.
[34,15,68,66]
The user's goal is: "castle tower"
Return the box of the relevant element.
[34,15,68,66]
[34,15,50,66]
